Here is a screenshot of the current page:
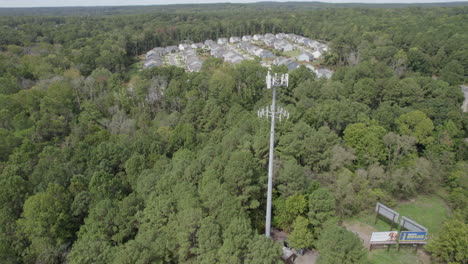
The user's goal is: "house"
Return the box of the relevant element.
[312,50,323,59]
[146,50,156,59]
[179,43,194,51]
[223,50,244,64]
[274,40,294,52]
[253,48,265,57]
[154,47,166,55]
[191,43,204,49]
[306,40,321,50]
[205,39,215,46]
[264,33,276,44]
[217,38,228,45]
[276,33,287,39]
[253,34,264,41]
[259,50,275,59]
[274,56,298,71]
[165,46,178,53]
[286,34,299,42]
[237,41,250,50]
[229,36,241,44]
[223,51,237,59]
[297,53,311,62]
[281,247,297,264]
[241,35,252,42]
[285,60,299,71]
[315,68,333,79]
[211,45,226,58]
[186,58,202,72]
[264,37,276,47]
[143,59,162,69]
[226,54,244,64]
[183,49,196,59]
[296,36,307,44]
[305,64,333,79]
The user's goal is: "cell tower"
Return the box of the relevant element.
[258,71,289,237]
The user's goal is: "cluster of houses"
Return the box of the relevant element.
[142,33,333,78]
[143,47,165,68]
[238,41,275,59]
[179,43,203,72]
[205,39,248,64]
[284,33,329,59]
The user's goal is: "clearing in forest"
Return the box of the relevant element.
[343,195,449,264]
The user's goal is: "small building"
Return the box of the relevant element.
[316,68,334,79]
[264,33,275,39]
[211,45,226,58]
[274,56,298,71]
[217,38,228,45]
[191,43,204,49]
[143,59,162,69]
[274,40,294,52]
[145,50,156,59]
[285,60,299,71]
[297,53,311,62]
[205,39,215,46]
[228,55,244,64]
[229,36,241,44]
[264,38,276,47]
[296,36,307,44]
[241,35,252,42]
[178,43,191,51]
[312,50,323,59]
[306,40,320,50]
[165,46,178,53]
[281,247,297,264]
[260,50,275,59]
[253,34,264,41]
[187,59,202,72]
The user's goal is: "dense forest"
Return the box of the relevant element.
[0,2,467,264]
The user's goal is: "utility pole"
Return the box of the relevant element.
[258,71,290,237]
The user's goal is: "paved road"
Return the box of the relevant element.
[461,85,468,113]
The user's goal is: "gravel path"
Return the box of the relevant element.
[461,85,468,112]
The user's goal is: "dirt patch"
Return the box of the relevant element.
[295,249,319,264]
[271,228,288,242]
[343,221,432,264]
[342,221,377,249]
[417,249,432,264]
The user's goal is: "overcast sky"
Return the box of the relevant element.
[0,0,466,8]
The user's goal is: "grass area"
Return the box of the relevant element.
[284,49,301,58]
[128,60,143,75]
[369,248,427,264]
[349,195,449,236]
[345,195,450,264]
[396,195,449,235]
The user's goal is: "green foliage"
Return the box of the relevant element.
[308,188,336,231]
[17,184,74,263]
[426,215,467,264]
[344,122,387,166]
[0,3,466,263]
[273,194,308,232]
[276,159,308,197]
[396,110,434,145]
[316,224,369,264]
[245,235,282,264]
[288,216,314,249]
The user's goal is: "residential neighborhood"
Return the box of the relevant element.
[142,33,333,78]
